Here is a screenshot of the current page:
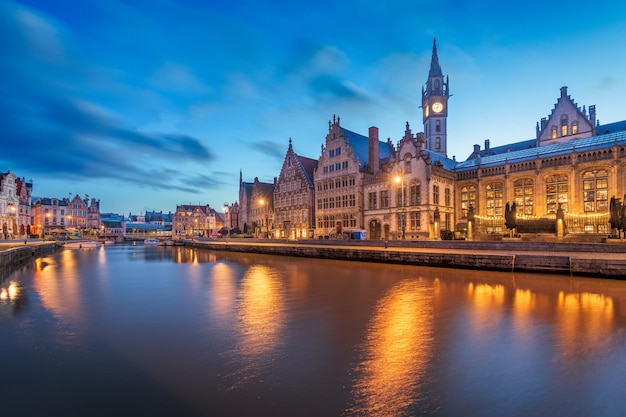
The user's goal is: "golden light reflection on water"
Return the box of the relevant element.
[32,251,84,323]
[556,290,615,359]
[347,278,434,417]
[229,264,284,389]
[209,262,237,320]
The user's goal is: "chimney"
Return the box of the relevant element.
[484,139,490,153]
[474,144,481,154]
[368,126,380,174]
[560,86,568,98]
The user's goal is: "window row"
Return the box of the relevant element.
[317,214,357,229]
[317,195,356,209]
[322,161,349,174]
[460,169,609,217]
[317,177,356,191]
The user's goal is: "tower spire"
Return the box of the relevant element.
[429,38,443,77]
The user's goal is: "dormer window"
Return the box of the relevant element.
[561,116,568,136]
[551,126,557,139]
[572,122,578,134]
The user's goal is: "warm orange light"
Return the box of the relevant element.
[394,176,401,184]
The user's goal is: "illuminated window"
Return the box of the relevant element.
[561,116,568,136]
[583,170,608,212]
[514,178,534,215]
[461,185,476,218]
[485,182,503,216]
[571,122,578,134]
[551,126,557,139]
[546,174,568,214]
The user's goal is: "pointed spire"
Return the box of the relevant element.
[429,38,443,77]
[288,137,293,151]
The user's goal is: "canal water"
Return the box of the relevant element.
[1,244,626,417]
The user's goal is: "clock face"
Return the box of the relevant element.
[432,102,444,113]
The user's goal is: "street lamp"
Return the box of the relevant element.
[394,172,406,240]
[223,204,230,239]
[259,198,269,239]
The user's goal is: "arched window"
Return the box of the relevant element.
[514,178,534,215]
[461,185,476,218]
[583,169,608,212]
[546,174,568,214]
[572,121,579,135]
[551,126,557,139]
[485,182,503,216]
[436,137,441,149]
[561,115,568,136]
[436,120,441,132]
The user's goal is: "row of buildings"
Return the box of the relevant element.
[0,166,231,240]
[237,40,626,241]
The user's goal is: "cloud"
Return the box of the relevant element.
[254,140,284,161]
[0,1,217,196]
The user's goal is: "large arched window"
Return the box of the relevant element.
[514,178,534,215]
[546,174,568,214]
[461,185,476,218]
[583,169,608,212]
[485,182,503,216]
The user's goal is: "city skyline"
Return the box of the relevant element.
[2,0,626,214]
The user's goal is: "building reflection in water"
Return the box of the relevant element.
[347,278,434,417]
[227,264,284,390]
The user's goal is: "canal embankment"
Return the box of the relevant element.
[185,239,626,279]
[0,242,58,279]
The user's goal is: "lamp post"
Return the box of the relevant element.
[394,172,406,240]
[223,204,230,239]
[259,198,269,239]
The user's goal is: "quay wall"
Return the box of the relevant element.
[186,240,626,279]
[0,243,58,279]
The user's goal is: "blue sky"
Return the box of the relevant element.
[2,0,626,215]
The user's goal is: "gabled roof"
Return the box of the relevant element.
[295,154,318,188]
[456,129,626,171]
[341,127,393,170]
[424,150,458,171]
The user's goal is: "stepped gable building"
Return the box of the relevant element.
[313,115,394,239]
[273,138,318,239]
[363,121,456,240]
[454,84,626,237]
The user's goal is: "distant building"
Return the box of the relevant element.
[1,171,32,238]
[172,204,221,238]
[31,197,68,237]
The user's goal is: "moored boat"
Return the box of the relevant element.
[64,241,102,249]
[144,238,159,245]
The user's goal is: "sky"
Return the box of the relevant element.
[2,0,626,215]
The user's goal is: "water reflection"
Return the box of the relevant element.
[347,278,434,417]
[227,264,284,390]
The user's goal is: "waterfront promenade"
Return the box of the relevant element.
[1,238,625,279]
[186,238,626,279]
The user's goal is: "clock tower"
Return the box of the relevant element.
[422,38,449,157]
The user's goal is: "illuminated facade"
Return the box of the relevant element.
[274,139,317,239]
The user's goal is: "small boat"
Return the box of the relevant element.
[144,238,160,245]
[102,240,115,245]
[65,241,102,249]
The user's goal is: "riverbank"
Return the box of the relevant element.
[185,238,626,279]
[0,241,58,279]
